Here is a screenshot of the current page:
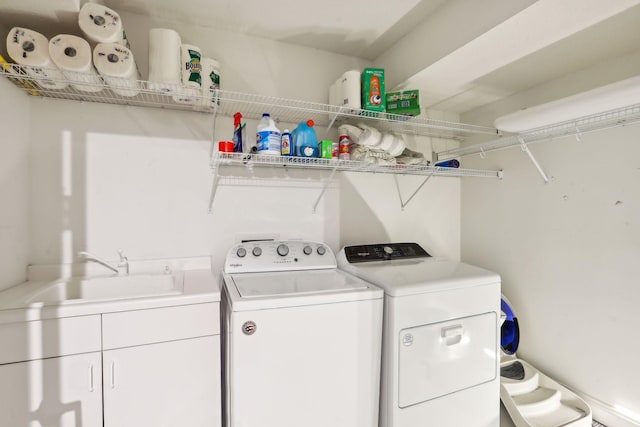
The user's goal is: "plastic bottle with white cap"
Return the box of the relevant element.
[256,113,281,155]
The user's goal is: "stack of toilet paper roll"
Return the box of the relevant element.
[5,27,67,90]
[49,34,102,92]
[93,43,140,96]
[78,3,129,48]
[78,3,140,97]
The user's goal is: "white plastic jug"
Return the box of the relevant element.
[256,113,281,155]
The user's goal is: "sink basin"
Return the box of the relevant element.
[26,274,182,305]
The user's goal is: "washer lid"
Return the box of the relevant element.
[339,258,500,296]
[232,269,370,298]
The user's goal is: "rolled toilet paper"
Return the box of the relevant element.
[79,3,129,47]
[200,57,220,106]
[180,44,202,89]
[148,28,182,93]
[93,43,140,97]
[49,34,102,93]
[6,27,67,90]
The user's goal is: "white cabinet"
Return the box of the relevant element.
[103,336,221,427]
[0,352,103,427]
[0,302,222,427]
[101,302,222,427]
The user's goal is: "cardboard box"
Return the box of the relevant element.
[361,68,386,112]
[386,90,421,117]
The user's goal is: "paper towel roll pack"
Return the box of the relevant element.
[6,27,67,90]
[329,70,361,112]
[79,3,129,47]
[200,57,221,106]
[148,28,182,93]
[93,42,140,96]
[181,44,202,88]
[49,34,102,92]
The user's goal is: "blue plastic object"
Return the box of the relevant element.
[501,296,520,355]
[293,120,319,158]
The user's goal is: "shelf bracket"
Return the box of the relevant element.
[208,162,221,213]
[209,105,219,164]
[323,107,344,139]
[393,168,438,210]
[312,165,339,214]
[519,136,549,183]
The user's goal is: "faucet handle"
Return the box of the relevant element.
[118,249,126,262]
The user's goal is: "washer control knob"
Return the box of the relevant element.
[317,246,326,255]
[252,247,262,257]
[383,246,394,255]
[277,244,289,256]
[236,247,247,258]
[303,245,313,255]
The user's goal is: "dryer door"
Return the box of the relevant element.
[398,312,497,408]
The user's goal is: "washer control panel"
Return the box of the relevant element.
[225,240,336,273]
[342,243,430,263]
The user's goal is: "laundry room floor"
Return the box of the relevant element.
[500,404,607,426]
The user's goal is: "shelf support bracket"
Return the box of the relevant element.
[209,105,219,164]
[208,161,221,213]
[394,169,438,210]
[519,136,549,183]
[312,165,339,214]
[323,107,344,139]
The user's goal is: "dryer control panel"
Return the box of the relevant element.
[342,243,431,263]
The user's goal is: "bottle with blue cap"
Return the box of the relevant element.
[256,113,281,155]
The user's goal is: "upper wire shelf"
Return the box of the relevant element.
[1,63,499,140]
[211,152,503,179]
[437,102,640,160]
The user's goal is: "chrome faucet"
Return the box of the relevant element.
[78,250,129,275]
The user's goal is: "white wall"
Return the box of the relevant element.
[461,50,640,425]
[0,76,30,291]
[23,11,462,279]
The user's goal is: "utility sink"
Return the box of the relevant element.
[26,274,183,305]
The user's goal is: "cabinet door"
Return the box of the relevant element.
[0,352,103,427]
[103,335,221,427]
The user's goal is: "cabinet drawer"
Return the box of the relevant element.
[102,302,219,350]
[0,315,101,364]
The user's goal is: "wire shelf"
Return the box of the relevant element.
[1,63,499,139]
[1,62,216,113]
[437,102,640,159]
[211,152,503,179]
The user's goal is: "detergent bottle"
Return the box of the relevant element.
[293,120,319,158]
[256,113,281,155]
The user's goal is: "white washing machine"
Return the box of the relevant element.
[222,240,384,427]
[337,243,501,427]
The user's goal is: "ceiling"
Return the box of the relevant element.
[2,0,640,113]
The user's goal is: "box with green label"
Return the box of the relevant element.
[386,90,421,117]
[361,68,386,112]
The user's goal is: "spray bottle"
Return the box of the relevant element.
[233,112,243,152]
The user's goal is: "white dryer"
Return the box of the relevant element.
[337,243,501,427]
[222,240,383,427]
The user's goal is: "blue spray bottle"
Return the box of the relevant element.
[233,112,243,152]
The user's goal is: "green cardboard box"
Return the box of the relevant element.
[386,90,421,117]
[361,68,386,112]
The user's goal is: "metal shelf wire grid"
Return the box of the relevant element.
[212,152,502,179]
[438,102,640,159]
[1,63,498,139]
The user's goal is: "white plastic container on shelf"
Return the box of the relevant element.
[256,113,281,155]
